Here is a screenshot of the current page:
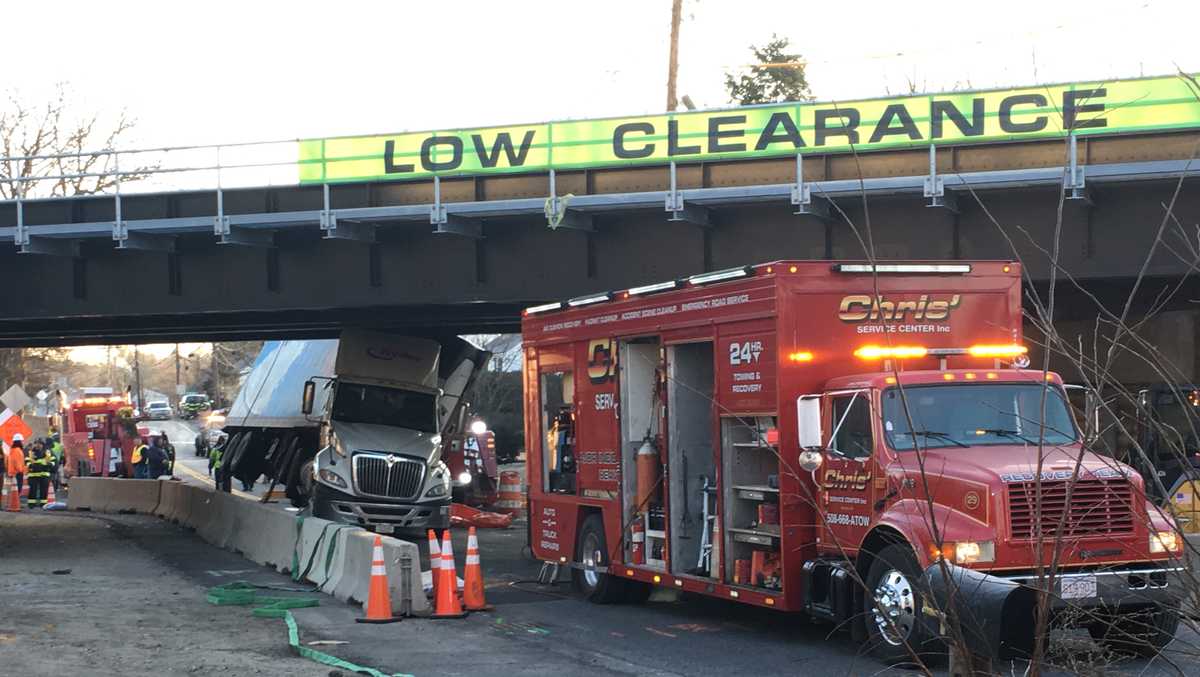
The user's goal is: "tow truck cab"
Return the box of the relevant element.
[802,366,1183,656]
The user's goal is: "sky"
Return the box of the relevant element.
[5,0,1196,153]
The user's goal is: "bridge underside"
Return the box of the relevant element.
[1,133,1197,355]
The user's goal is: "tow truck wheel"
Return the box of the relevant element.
[1088,602,1181,656]
[863,544,940,665]
[573,514,626,603]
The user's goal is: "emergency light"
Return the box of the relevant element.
[687,266,752,285]
[568,292,612,307]
[834,263,973,274]
[525,301,564,315]
[854,343,1027,360]
[627,280,680,296]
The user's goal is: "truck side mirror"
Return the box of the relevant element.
[1084,389,1101,446]
[301,380,316,416]
[797,395,824,471]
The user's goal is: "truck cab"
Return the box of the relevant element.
[799,365,1183,658]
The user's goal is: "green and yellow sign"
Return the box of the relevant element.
[299,74,1200,185]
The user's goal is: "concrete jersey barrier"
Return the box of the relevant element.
[68,477,162,514]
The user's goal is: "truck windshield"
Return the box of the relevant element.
[331,383,436,432]
[882,383,1077,450]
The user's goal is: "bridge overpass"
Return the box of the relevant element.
[1,74,1198,371]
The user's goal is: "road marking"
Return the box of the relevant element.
[174,460,257,500]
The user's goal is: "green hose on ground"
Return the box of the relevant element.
[207,582,413,677]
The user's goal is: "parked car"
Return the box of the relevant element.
[144,401,173,420]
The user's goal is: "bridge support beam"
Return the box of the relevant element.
[320,213,376,243]
[18,236,80,257]
[434,214,483,238]
[115,228,177,253]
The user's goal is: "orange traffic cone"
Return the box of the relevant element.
[432,531,467,619]
[5,479,19,512]
[356,535,402,624]
[462,526,492,611]
[45,481,56,505]
[427,529,442,599]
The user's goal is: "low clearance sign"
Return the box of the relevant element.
[299,75,1200,184]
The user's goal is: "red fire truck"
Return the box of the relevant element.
[60,394,144,479]
[521,261,1183,661]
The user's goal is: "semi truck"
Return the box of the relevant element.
[521,260,1184,662]
[221,329,489,534]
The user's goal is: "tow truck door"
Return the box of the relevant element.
[819,390,877,554]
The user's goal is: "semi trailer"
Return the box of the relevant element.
[521,260,1184,662]
[221,329,488,534]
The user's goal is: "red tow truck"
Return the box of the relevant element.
[444,422,500,507]
[521,260,1184,661]
[60,393,144,479]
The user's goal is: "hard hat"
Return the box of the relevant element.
[12,433,23,442]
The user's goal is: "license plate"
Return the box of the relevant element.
[375,524,395,535]
[1061,575,1097,599]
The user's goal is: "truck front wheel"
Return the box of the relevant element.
[573,514,626,604]
[863,543,940,665]
[1088,602,1180,656]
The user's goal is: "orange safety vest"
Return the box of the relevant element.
[6,446,27,475]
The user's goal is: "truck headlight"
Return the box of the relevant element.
[318,468,346,489]
[425,483,447,498]
[953,541,994,565]
[932,541,995,564]
[1150,531,1181,554]
[457,471,472,485]
[470,419,487,435]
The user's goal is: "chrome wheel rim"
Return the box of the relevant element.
[581,532,602,588]
[872,569,917,646]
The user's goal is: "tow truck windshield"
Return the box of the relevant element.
[882,382,1077,450]
[331,383,437,433]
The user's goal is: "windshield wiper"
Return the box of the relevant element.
[979,428,1039,445]
[904,430,970,448]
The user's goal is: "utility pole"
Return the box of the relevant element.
[211,343,221,408]
[175,343,182,404]
[133,345,144,415]
[666,0,683,111]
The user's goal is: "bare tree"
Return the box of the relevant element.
[0,83,154,200]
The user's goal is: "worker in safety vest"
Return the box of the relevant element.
[131,438,149,479]
[6,437,27,501]
[208,434,225,484]
[49,436,64,495]
[25,443,54,508]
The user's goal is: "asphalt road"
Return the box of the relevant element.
[33,417,1197,675]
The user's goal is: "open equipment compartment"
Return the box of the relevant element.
[721,413,782,589]
[620,338,664,568]
[666,341,716,577]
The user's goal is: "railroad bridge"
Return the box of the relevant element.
[2,74,1199,382]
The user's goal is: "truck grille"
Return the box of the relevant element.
[353,453,425,500]
[1008,478,1135,540]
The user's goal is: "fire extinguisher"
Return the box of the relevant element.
[630,520,645,564]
